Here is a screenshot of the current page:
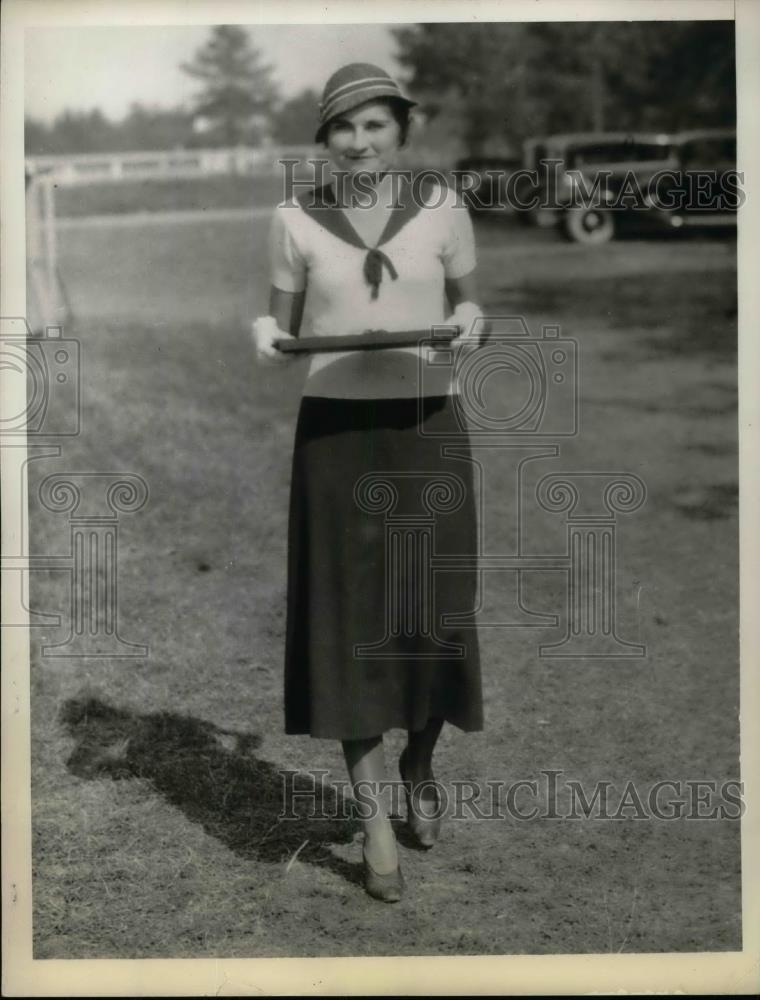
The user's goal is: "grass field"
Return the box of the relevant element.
[28,206,740,957]
[52,162,456,218]
[54,174,284,218]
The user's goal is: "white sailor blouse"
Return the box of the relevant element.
[267,175,477,399]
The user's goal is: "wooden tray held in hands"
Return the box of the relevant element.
[274,327,459,354]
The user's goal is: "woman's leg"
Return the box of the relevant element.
[404,716,444,783]
[342,735,399,874]
[401,716,445,835]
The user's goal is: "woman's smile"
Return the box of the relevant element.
[326,100,402,177]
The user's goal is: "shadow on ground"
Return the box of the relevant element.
[60,695,365,887]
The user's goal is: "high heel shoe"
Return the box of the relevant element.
[362,848,405,903]
[399,747,443,849]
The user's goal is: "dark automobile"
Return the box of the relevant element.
[631,129,740,239]
[524,129,739,243]
[458,129,739,244]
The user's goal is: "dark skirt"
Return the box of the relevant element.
[284,394,483,740]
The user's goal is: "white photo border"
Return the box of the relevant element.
[2,0,758,995]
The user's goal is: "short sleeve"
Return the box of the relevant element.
[439,188,477,279]
[268,205,307,292]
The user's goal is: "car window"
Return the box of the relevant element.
[568,142,671,166]
[678,138,735,170]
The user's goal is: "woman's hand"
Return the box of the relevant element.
[252,315,297,365]
[448,301,487,349]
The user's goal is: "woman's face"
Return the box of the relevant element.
[325,100,402,177]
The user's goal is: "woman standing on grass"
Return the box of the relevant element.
[253,63,486,903]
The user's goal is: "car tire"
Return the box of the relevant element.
[563,207,616,244]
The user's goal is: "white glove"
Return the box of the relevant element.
[449,301,484,348]
[252,316,297,365]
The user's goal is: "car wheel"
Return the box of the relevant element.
[563,207,616,244]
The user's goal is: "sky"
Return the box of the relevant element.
[24,24,402,122]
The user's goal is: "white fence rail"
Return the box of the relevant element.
[26,146,319,187]
[27,144,459,187]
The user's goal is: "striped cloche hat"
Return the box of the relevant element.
[315,62,417,143]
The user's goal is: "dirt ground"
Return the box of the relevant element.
[28,210,740,957]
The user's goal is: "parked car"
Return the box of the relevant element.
[457,129,739,243]
[631,129,739,239]
[522,128,738,243]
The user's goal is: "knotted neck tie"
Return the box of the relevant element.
[363,247,398,300]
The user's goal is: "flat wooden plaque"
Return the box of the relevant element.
[274,327,459,354]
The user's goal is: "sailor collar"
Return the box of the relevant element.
[296,173,436,300]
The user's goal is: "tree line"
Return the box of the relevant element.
[397,20,735,156]
[26,21,735,158]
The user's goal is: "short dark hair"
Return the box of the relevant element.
[386,98,412,147]
[321,97,412,148]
